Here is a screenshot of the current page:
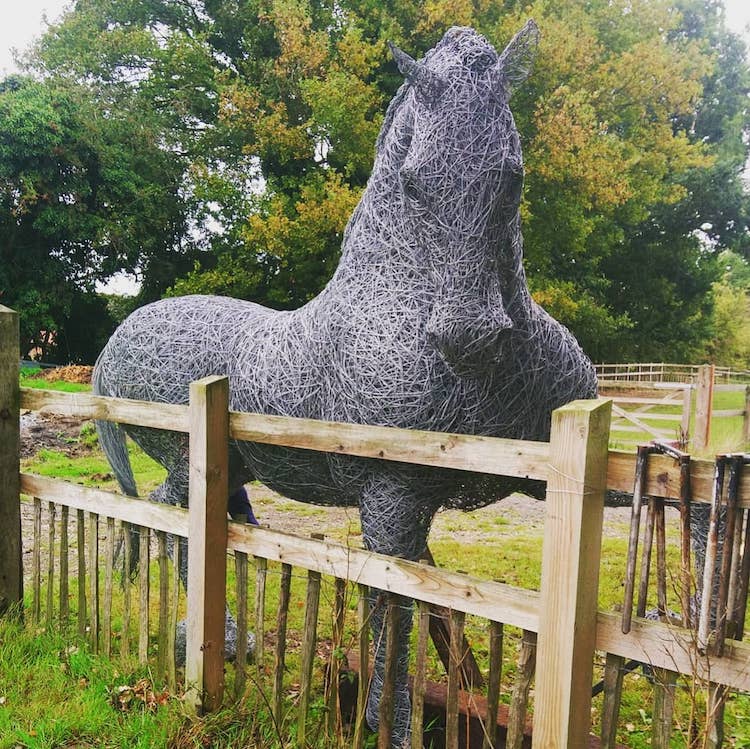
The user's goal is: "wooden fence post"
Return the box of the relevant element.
[532,398,611,749]
[185,376,229,713]
[0,305,22,618]
[743,385,750,444]
[694,364,715,451]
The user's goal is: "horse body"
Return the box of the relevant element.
[94,22,597,744]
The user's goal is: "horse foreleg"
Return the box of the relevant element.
[359,472,436,749]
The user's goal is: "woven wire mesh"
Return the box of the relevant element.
[93,22,602,745]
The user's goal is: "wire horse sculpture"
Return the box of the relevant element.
[94,22,599,745]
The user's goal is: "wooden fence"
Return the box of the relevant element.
[3,304,750,748]
[598,364,750,451]
[596,362,750,385]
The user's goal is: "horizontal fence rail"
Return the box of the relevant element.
[19,387,750,506]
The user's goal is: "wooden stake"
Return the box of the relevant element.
[507,630,536,749]
[636,496,657,618]
[232,513,248,699]
[32,497,41,624]
[297,566,321,747]
[157,530,169,678]
[600,653,625,748]
[254,555,267,675]
[651,668,676,748]
[354,583,371,749]
[446,609,465,749]
[698,457,726,653]
[483,620,503,749]
[46,502,56,626]
[327,577,346,738]
[378,593,399,749]
[103,516,115,657]
[138,525,150,665]
[77,509,86,638]
[121,523,131,658]
[88,513,99,652]
[716,456,741,655]
[272,562,292,728]
[59,505,69,628]
[411,597,429,749]
[0,305,22,617]
[622,444,653,633]
[167,537,180,692]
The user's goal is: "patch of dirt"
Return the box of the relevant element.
[20,411,91,459]
[27,365,93,384]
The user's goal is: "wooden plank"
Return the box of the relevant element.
[595,612,750,692]
[533,399,611,749]
[445,609,465,749]
[713,409,745,418]
[230,411,550,481]
[272,563,292,728]
[185,377,229,713]
[605,452,750,507]
[138,526,150,665]
[354,583,370,749]
[611,403,664,439]
[297,568,321,747]
[21,474,189,534]
[20,388,188,432]
[227,522,540,629]
[0,305,22,617]
[411,598,429,749]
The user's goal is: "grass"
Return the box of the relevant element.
[608,386,749,456]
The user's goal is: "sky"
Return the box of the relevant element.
[2,0,750,75]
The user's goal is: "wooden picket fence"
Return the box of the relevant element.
[2,305,750,748]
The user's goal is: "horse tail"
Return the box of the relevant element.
[93,365,140,577]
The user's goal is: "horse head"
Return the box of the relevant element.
[387,22,539,377]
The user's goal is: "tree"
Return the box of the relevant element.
[23,0,750,361]
[0,71,197,359]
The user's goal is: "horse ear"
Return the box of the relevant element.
[496,19,540,93]
[389,41,447,104]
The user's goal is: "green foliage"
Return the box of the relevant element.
[10,0,750,363]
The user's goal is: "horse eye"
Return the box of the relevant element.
[401,171,423,203]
